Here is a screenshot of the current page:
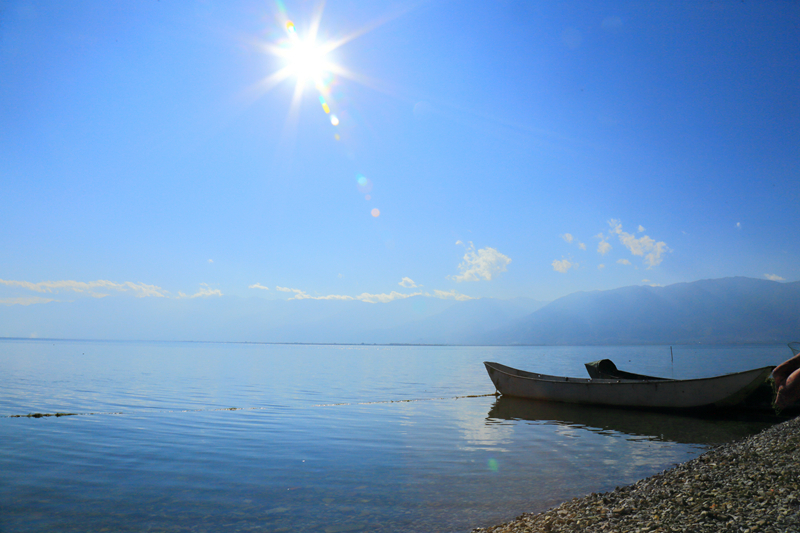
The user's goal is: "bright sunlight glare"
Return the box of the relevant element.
[285,20,328,84]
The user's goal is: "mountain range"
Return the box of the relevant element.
[480,277,800,345]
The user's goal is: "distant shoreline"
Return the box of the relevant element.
[0,337,790,347]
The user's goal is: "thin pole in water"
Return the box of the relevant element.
[670,346,674,378]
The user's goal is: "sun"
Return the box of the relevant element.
[251,3,379,113]
[247,2,404,145]
[283,21,329,85]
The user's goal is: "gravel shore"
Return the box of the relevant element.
[473,415,800,533]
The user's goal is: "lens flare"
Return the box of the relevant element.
[255,6,395,224]
[356,174,372,193]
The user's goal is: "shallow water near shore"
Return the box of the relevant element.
[0,340,791,532]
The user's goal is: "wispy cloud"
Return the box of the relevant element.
[177,284,223,299]
[552,258,574,273]
[398,277,418,288]
[765,274,785,282]
[0,279,167,298]
[0,296,58,306]
[430,289,475,301]
[277,287,419,303]
[274,286,475,303]
[0,278,225,301]
[562,233,586,250]
[249,283,270,290]
[608,219,670,268]
[617,258,632,265]
[448,242,511,282]
[356,291,423,303]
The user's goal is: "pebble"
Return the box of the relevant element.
[472,415,800,533]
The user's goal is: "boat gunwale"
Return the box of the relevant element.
[484,361,775,386]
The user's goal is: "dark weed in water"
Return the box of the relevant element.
[11,412,78,418]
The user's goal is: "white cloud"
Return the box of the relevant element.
[765,274,785,282]
[552,258,574,273]
[249,283,270,290]
[208,259,214,263]
[177,284,222,299]
[430,289,475,301]
[356,291,422,303]
[638,225,645,232]
[608,219,670,268]
[595,233,612,255]
[736,222,741,229]
[0,279,167,298]
[617,259,632,265]
[273,286,475,303]
[598,264,605,270]
[0,278,225,301]
[276,286,309,299]
[563,233,586,250]
[0,296,58,306]
[276,286,421,303]
[448,242,511,282]
[398,277,418,288]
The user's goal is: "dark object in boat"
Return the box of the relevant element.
[584,359,666,380]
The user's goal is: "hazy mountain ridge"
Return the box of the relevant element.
[481,277,800,345]
[0,293,546,344]
[1,277,797,345]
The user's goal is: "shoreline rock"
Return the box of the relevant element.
[473,415,800,533]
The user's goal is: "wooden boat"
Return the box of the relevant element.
[584,358,795,413]
[483,361,774,409]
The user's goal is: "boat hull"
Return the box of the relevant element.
[484,362,773,409]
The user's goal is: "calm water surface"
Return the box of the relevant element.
[0,340,791,532]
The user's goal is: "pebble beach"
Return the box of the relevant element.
[473,415,800,533]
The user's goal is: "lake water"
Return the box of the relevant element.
[0,340,792,532]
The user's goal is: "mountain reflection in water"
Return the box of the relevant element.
[487,396,785,446]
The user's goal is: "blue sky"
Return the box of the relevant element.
[1,0,798,309]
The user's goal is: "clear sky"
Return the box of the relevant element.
[1,0,798,309]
